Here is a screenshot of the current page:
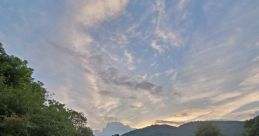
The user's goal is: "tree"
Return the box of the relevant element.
[0,43,93,136]
[243,115,259,136]
[0,42,6,55]
[76,127,93,136]
[195,122,223,136]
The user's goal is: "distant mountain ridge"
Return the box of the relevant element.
[122,121,244,136]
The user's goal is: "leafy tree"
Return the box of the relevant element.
[1,113,29,136]
[0,43,93,136]
[0,43,6,55]
[243,115,259,136]
[76,127,93,136]
[195,122,223,136]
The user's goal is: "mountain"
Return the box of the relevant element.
[122,121,244,136]
[95,122,134,136]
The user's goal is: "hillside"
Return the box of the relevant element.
[122,121,244,136]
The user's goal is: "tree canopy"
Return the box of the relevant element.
[195,122,223,136]
[0,43,93,136]
[243,115,259,136]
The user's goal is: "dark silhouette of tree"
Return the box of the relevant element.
[243,115,259,136]
[195,122,223,136]
[0,42,6,55]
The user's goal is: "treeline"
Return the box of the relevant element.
[0,43,93,136]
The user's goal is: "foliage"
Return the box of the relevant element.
[243,115,259,136]
[0,43,93,136]
[195,122,223,136]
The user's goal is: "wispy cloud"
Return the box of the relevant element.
[150,41,165,54]
[177,0,189,11]
[124,50,135,70]
[71,0,128,28]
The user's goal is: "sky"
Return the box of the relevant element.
[1,0,259,131]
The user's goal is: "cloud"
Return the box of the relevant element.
[211,92,259,120]
[124,50,135,70]
[155,120,183,126]
[71,0,128,27]
[34,0,132,130]
[177,0,189,11]
[153,0,182,47]
[156,109,213,126]
[150,41,164,54]
[210,92,242,103]
[99,67,164,96]
[155,22,181,48]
